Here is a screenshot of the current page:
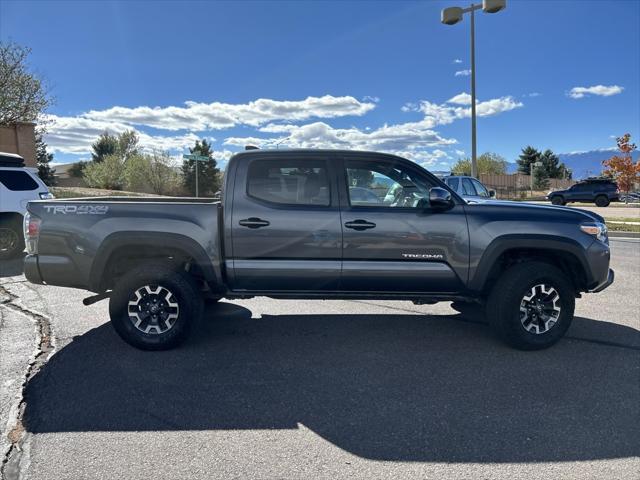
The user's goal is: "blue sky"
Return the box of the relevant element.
[1,0,638,169]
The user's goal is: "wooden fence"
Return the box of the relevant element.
[478,173,574,199]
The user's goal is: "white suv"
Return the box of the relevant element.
[0,152,53,259]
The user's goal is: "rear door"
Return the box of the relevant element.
[228,154,342,291]
[338,156,469,293]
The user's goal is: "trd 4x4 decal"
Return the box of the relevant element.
[43,205,109,215]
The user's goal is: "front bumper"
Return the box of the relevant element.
[590,268,614,293]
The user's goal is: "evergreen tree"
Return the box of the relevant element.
[35,131,56,186]
[533,167,550,190]
[517,146,541,175]
[181,139,221,196]
[539,149,570,179]
[91,132,119,162]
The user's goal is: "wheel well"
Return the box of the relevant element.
[0,212,24,227]
[482,248,587,295]
[99,245,204,291]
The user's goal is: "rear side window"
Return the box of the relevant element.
[0,170,39,191]
[247,159,330,206]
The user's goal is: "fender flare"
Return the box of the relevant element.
[89,231,221,292]
[468,234,592,292]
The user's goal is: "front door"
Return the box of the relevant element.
[339,156,469,293]
[229,155,342,291]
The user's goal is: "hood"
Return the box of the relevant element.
[465,199,605,223]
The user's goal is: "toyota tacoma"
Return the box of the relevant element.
[23,149,614,350]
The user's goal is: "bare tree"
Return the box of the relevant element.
[0,42,53,125]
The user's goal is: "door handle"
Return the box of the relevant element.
[344,219,376,231]
[239,217,270,229]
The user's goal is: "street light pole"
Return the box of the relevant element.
[441,0,506,179]
[470,5,478,179]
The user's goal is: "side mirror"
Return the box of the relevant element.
[489,189,496,198]
[428,187,453,209]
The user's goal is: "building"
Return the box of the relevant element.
[0,122,37,167]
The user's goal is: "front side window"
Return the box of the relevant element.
[247,159,330,206]
[472,179,490,197]
[461,178,477,196]
[0,170,39,191]
[345,160,435,208]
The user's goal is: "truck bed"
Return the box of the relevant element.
[25,197,223,292]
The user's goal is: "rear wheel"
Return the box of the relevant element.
[0,218,25,260]
[550,196,565,206]
[109,263,203,350]
[487,261,575,350]
[594,195,609,207]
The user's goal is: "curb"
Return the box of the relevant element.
[608,231,640,238]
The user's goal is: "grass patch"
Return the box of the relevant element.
[604,217,640,224]
[607,223,640,233]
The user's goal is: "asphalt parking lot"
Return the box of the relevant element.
[1,238,638,480]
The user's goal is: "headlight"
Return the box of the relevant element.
[580,221,608,242]
[39,192,54,199]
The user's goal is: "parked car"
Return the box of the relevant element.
[547,178,619,207]
[23,149,613,351]
[440,175,496,203]
[0,152,53,259]
[619,192,640,203]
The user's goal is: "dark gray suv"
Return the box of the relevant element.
[548,178,619,207]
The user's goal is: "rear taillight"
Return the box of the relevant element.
[24,213,41,254]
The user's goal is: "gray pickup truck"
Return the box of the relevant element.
[23,149,614,351]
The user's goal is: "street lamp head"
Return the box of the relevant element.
[483,0,506,14]
[441,6,463,25]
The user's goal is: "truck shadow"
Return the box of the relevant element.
[23,302,639,463]
[0,253,25,278]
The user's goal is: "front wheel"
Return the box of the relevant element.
[109,263,204,350]
[594,195,610,207]
[487,262,575,350]
[550,196,565,206]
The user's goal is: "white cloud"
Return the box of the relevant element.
[82,95,376,131]
[568,85,623,99]
[408,95,523,125]
[362,95,380,103]
[447,92,472,105]
[43,114,201,155]
[224,120,456,156]
[453,59,463,64]
[455,69,471,77]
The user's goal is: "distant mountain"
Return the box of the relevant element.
[506,149,640,179]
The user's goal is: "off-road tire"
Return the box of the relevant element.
[594,195,609,207]
[109,263,203,350]
[0,217,25,260]
[487,261,575,350]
